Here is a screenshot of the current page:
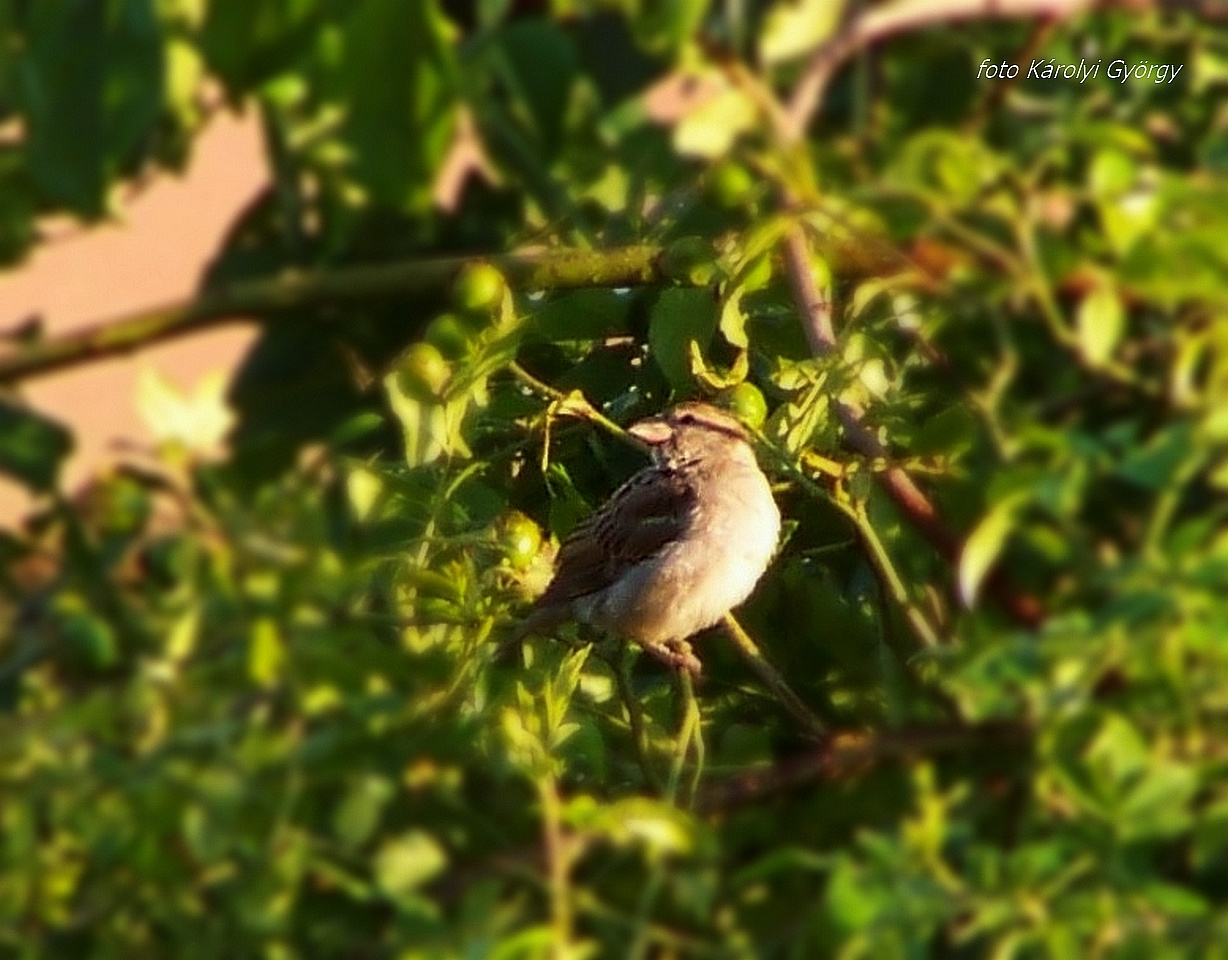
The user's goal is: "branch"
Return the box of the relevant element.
[781,0,1098,143]
[0,245,665,385]
[782,226,836,353]
[782,221,1044,629]
[722,613,827,739]
[698,720,1032,812]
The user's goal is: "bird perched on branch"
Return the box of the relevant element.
[518,402,781,674]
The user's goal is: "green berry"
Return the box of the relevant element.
[395,342,450,401]
[452,263,506,316]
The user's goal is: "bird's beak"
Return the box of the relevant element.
[627,416,673,446]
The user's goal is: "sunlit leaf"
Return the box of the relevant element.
[248,617,286,687]
[672,86,757,159]
[1076,284,1125,368]
[759,0,844,66]
[375,831,447,898]
[958,493,1025,607]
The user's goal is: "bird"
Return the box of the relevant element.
[518,401,781,674]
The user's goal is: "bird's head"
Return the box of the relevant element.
[628,402,752,466]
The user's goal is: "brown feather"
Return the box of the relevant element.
[531,465,697,609]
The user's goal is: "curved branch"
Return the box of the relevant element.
[781,0,1098,143]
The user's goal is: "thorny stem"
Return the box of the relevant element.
[781,223,836,353]
[777,188,1044,630]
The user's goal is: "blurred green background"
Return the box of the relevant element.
[3,1,1228,957]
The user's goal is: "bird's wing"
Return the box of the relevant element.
[533,466,697,606]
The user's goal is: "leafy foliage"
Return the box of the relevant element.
[4,3,1228,958]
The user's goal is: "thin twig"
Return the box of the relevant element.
[697,720,1033,812]
[841,492,944,649]
[721,613,826,739]
[507,361,645,451]
[611,647,663,792]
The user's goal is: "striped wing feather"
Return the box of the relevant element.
[534,466,697,607]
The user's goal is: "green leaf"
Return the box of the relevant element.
[958,493,1025,606]
[826,857,878,930]
[331,0,459,212]
[629,0,710,56]
[719,288,749,349]
[759,0,844,66]
[375,831,447,898]
[648,288,719,393]
[1098,193,1158,257]
[0,401,73,492]
[673,86,757,159]
[383,370,462,467]
[891,131,1000,206]
[1120,764,1198,841]
[530,289,634,342]
[495,20,577,157]
[346,465,384,522]
[1076,285,1125,367]
[911,404,977,457]
[1139,881,1209,918]
[248,617,286,687]
[200,0,326,91]
[58,603,119,669]
[18,0,163,215]
[334,775,395,849]
[568,796,697,857]
[165,605,200,663]
[1088,148,1137,198]
[1117,423,1194,490]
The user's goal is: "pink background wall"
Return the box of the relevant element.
[0,111,267,527]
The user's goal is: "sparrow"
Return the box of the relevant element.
[519,402,781,673]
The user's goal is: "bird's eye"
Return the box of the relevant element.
[678,412,696,425]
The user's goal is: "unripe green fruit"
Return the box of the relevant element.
[395,342,450,400]
[497,511,541,571]
[709,161,755,209]
[452,263,506,315]
[425,313,473,360]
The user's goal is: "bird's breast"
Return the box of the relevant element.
[666,465,780,632]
